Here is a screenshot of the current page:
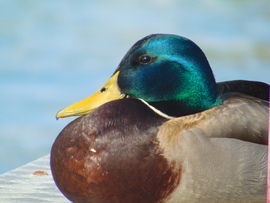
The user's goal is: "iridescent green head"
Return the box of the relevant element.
[116,34,222,116]
[56,34,223,119]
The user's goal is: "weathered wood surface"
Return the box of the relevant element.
[0,154,69,202]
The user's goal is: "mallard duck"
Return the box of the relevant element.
[51,34,269,203]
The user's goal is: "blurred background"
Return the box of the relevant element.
[0,0,269,174]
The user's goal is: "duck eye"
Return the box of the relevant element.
[138,54,153,65]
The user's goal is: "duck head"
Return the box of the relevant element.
[57,34,222,118]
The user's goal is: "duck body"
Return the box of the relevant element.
[51,94,268,202]
[51,34,269,202]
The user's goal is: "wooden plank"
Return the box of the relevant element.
[0,154,69,202]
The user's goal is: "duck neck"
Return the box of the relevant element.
[148,90,223,117]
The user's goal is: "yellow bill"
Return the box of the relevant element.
[56,71,124,118]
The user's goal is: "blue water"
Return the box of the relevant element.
[0,0,269,174]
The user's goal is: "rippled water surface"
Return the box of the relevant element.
[0,0,269,174]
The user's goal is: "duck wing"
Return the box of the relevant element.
[159,93,268,145]
[217,80,269,101]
